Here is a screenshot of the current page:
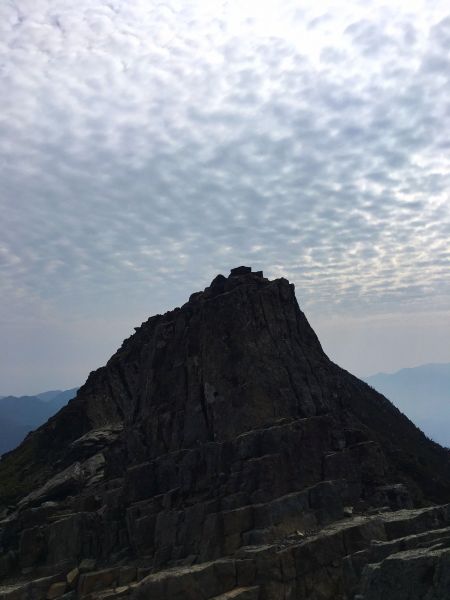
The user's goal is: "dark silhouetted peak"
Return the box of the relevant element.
[1,269,450,599]
[188,267,269,304]
[230,265,252,275]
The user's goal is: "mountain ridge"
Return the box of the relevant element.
[1,267,450,599]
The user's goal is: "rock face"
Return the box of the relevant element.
[1,267,450,599]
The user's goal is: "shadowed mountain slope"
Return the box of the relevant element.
[1,267,449,600]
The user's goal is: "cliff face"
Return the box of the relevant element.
[1,267,450,600]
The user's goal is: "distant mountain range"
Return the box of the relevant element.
[364,363,450,447]
[0,388,78,456]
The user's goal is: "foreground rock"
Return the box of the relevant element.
[1,268,449,599]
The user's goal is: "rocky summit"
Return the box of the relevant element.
[1,267,450,600]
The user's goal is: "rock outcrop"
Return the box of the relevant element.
[1,267,449,599]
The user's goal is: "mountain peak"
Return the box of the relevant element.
[187,266,270,304]
[1,270,450,598]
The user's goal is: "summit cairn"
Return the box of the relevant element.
[1,268,450,599]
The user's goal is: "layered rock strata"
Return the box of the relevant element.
[1,267,449,599]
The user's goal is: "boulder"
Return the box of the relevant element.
[47,581,67,599]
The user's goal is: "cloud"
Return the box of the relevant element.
[1,0,450,390]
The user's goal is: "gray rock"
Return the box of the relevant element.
[360,546,450,600]
[18,463,83,510]
[1,269,450,599]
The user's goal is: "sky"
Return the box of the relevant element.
[1,0,450,395]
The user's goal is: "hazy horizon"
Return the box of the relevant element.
[2,287,449,397]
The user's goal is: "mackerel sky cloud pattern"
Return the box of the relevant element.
[1,0,450,392]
